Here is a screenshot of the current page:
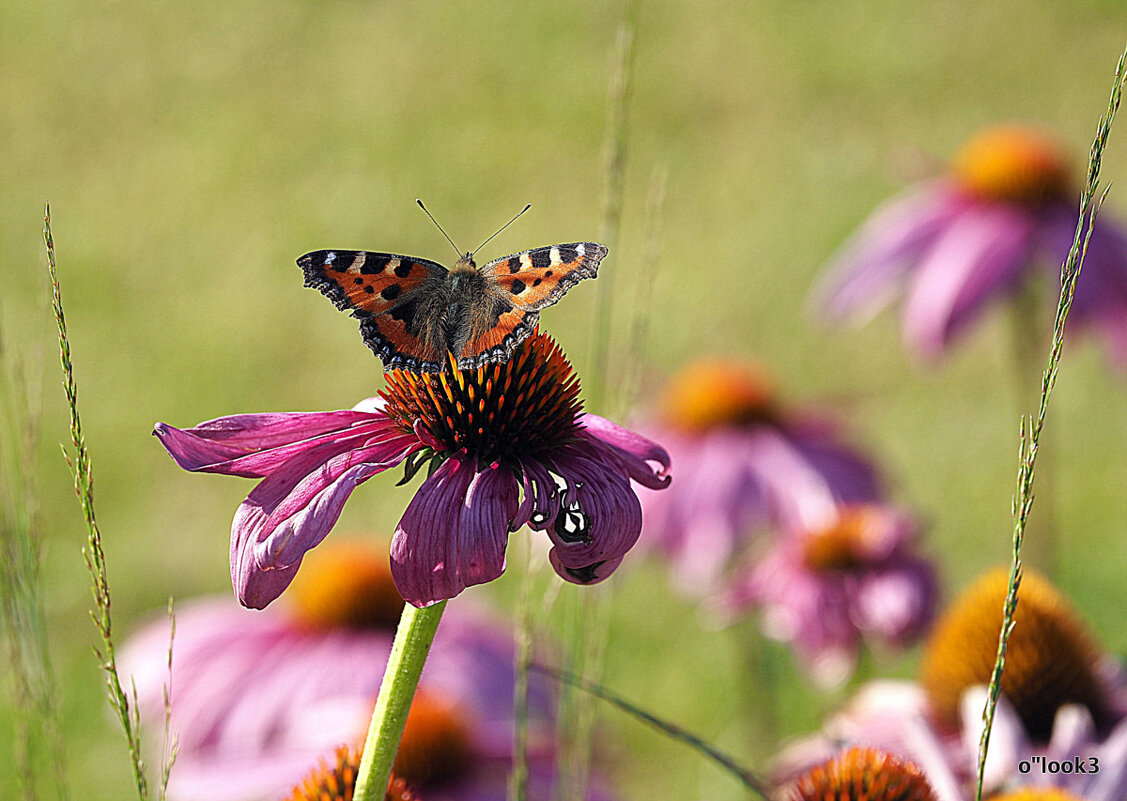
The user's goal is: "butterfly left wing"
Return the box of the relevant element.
[480,242,607,311]
[299,249,450,371]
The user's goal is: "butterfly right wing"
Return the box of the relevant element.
[299,249,448,371]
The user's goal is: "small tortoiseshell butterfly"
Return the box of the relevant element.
[299,205,606,373]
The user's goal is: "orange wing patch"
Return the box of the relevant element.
[457,308,539,369]
[483,243,607,311]
[299,250,442,316]
[359,308,446,372]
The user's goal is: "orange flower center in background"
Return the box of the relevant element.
[381,329,582,463]
[393,690,473,788]
[659,359,777,432]
[951,127,1071,205]
[920,568,1108,741]
[288,541,405,632]
[991,791,1086,801]
[789,746,937,801]
[801,506,884,572]
[284,744,419,801]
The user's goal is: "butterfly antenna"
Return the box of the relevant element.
[472,204,532,257]
[416,199,462,258]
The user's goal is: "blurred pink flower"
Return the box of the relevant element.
[776,569,1127,800]
[722,504,937,686]
[637,359,881,591]
[775,681,1127,801]
[812,126,1127,364]
[154,331,670,609]
[121,541,587,801]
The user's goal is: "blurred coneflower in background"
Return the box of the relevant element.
[773,568,1127,801]
[812,126,1127,367]
[638,359,883,592]
[121,540,608,801]
[721,503,937,686]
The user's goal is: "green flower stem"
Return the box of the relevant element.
[353,600,448,801]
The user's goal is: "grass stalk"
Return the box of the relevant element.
[589,6,636,411]
[508,540,535,801]
[533,664,772,800]
[44,204,150,801]
[972,47,1127,801]
[0,303,69,801]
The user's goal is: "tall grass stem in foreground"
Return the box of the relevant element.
[353,601,447,801]
[619,165,667,419]
[45,205,153,801]
[534,664,772,800]
[0,287,69,800]
[1008,279,1057,577]
[973,48,1127,801]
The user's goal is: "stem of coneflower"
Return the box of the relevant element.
[589,7,635,411]
[353,600,448,801]
[973,47,1126,801]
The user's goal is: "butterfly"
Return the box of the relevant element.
[299,241,607,373]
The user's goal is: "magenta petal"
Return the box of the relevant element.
[579,414,671,489]
[814,181,967,322]
[537,441,642,584]
[901,203,1036,358]
[391,454,518,607]
[154,408,396,478]
[231,434,420,609]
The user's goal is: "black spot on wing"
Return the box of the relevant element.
[507,256,522,274]
[394,261,413,278]
[381,284,402,301]
[357,254,386,275]
[557,245,578,263]
[388,297,419,324]
[530,249,551,271]
[509,279,526,295]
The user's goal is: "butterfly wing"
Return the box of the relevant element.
[480,243,607,311]
[299,249,449,371]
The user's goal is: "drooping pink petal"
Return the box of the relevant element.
[643,429,767,590]
[391,454,518,607]
[814,181,969,323]
[901,204,1036,358]
[535,439,642,585]
[578,414,671,489]
[231,433,421,609]
[154,407,398,478]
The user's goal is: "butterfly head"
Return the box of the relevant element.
[451,253,478,274]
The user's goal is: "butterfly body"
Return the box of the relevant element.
[300,242,606,373]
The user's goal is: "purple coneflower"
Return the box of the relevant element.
[787,746,940,801]
[285,745,417,801]
[774,569,1127,801]
[122,541,571,801]
[813,126,1127,364]
[154,330,670,609]
[638,359,881,591]
[722,503,937,686]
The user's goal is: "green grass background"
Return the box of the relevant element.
[5,1,1127,799]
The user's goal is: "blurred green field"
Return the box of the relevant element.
[5,1,1127,799]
